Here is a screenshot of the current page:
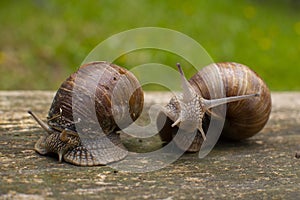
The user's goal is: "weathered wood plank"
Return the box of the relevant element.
[0,91,300,199]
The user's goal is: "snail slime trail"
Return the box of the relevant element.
[28,61,144,166]
[158,62,271,152]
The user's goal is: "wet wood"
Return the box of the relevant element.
[0,91,300,199]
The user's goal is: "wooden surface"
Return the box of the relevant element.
[0,91,300,199]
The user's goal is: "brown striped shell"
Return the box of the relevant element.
[190,62,271,140]
[158,62,271,152]
[30,61,144,166]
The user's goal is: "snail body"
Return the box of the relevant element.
[29,61,144,166]
[158,62,271,152]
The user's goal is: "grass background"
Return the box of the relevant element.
[0,0,299,90]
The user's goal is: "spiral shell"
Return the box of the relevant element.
[190,62,271,140]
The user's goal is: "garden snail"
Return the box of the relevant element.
[28,61,144,166]
[158,62,271,152]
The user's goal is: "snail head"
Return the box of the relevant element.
[28,110,80,162]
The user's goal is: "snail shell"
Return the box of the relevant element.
[158,62,271,152]
[29,61,144,166]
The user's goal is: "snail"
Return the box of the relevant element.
[28,61,144,166]
[158,62,271,152]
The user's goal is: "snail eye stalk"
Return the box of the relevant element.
[28,110,54,135]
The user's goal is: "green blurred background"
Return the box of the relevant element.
[0,0,299,90]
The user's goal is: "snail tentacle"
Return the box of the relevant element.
[201,93,259,110]
[28,111,54,135]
